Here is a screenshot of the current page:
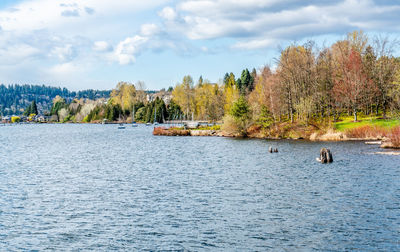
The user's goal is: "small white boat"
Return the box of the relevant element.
[146,123,151,126]
[118,123,125,129]
[132,123,138,127]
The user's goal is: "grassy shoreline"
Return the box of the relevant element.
[153,116,400,149]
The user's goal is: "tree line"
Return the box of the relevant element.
[7,30,400,132]
[46,81,183,123]
[0,84,111,116]
[170,31,400,135]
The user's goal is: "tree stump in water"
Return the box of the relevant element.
[320,148,333,163]
[269,147,278,153]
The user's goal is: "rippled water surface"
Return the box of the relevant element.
[1,124,400,251]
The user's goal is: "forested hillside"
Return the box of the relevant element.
[0,84,110,115]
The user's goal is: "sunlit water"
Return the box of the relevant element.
[0,124,399,251]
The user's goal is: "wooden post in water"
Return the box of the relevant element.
[269,147,278,153]
[319,148,333,163]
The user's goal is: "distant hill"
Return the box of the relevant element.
[0,84,111,115]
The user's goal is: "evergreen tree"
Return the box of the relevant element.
[167,100,183,120]
[23,100,38,116]
[230,96,251,135]
[31,100,38,115]
[249,68,257,92]
[223,73,230,86]
[145,103,153,123]
[198,75,204,87]
[236,78,242,92]
[23,103,32,116]
[230,96,251,120]
[112,104,122,121]
[134,107,146,121]
[240,68,251,94]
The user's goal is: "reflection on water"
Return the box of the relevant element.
[0,124,399,250]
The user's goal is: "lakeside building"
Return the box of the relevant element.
[1,116,11,123]
[146,92,172,105]
[36,115,51,122]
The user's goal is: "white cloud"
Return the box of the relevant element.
[0,0,168,32]
[140,23,160,37]
[85,7,95,15]
[0,0,169,64]
[1,0,400,90]
[162,0,400,48]
[50,44,76,61]
[44,61,105,90]
[61,8,80,17]
[49,62,81,75]
[159,7,177,21]
[93,41,112,52]
[0,43,40,64]
[0,0,169,88]
[114,36,149,65]
[232,39,277,50]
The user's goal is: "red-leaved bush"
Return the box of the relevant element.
[388,126,400,147]
[345,125,388,139]
[153,127,167,135]
[153,127,190,136]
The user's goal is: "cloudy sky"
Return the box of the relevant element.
[0,0,399,90]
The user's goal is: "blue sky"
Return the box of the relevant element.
[0,0,399,91]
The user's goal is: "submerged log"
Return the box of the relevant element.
[319,148,333,163]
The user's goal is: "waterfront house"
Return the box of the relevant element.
[37,115,50,122]
[1,116,11,123]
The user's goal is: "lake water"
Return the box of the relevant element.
[0,124,399,251]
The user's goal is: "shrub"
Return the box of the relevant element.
[193,125,221,131]
[153,127,166,135]
[222,96,252,136]
[153,127,190,136]
[345,125,388,139]
[221,115,239,136]
[257,106,274,129]
[63,115,73,123]
[389,126,400,147]
[82,115,90,123]
[11,116,21,123]
[247,124,262,136]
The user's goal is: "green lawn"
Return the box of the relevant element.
[335,116,400,131]
[191,125,221,131]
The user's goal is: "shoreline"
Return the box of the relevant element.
[4,122,399,149]
[152,127,383,141]
[152,127,400,150]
